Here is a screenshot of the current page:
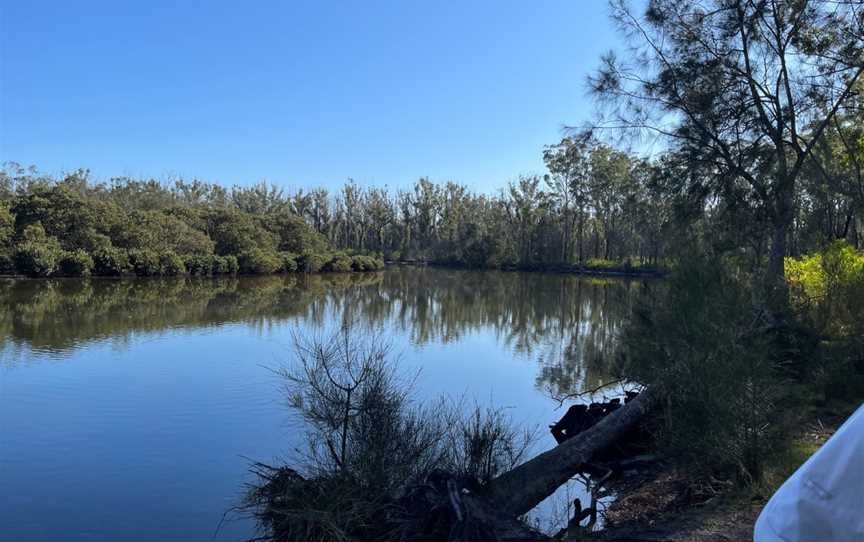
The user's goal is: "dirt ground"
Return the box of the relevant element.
[589,409,848,542]
[595,487,762,542]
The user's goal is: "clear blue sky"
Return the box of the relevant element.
[0,1,619,193]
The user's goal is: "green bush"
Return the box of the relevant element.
[621,255,782,481]
[324,253,354,273]
[16,241,62,277]
[298,251,328,273]
[786,242,864,401]
[351,255,384,271]
[214,254,239,275]
[14,224,63,277]
[129,249,162,276]
[0,204,14,250]
[787,241,864,333]
[239,249,282,274]
[184,254,213,276]
[211,255,228,275]
[92,245,130,276]
[59,250,94,277]
[160,252,186,276]
[584,258,619,270]
[280,252,299,272]
[0,250,14,274]
[350,255,367,271]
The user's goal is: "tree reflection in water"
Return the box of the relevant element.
[0,268,648,398]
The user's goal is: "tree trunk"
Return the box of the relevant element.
[766,180,795,316]
[578,213,584,263]
[765,221,790,317]
[487,389,654,518]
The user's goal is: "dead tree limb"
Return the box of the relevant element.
[486,388,655,518]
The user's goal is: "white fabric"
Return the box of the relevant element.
[754,403,864,542]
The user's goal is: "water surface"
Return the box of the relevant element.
[0,268,640,541]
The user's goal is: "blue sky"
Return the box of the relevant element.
[0,1,619,193]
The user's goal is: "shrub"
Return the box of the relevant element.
[59,250,94,277]
[0,250,14,274]
[239,249,282,275]
[620,255,782,481]
[351,255,384,271]
[297,251,328,273]
[786,241,864,332]
[159,252,186,276]
[0,203,14,250]
[584,258,619,270]
[214,254,239,275]
[16,241,62,277]
[92,245,130,276]
[129,249,162,276]
[15,224,63,277]
[350,255,368,271]
[211,256,227,275]
[280,252,299,273]
[184,254,213,276]
[324,253,353,273]
[244,326,536,542]
[786,242,864,401]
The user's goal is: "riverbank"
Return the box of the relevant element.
[0,251,385,279]
[591,403,856,541]
[386,259,668,278]
[2,256,663,280]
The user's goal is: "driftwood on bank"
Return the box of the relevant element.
[487,388,655,518]
[403,390,655,540]
[550,391,641,445]
[388,472,552,542]
[245,389,655,542]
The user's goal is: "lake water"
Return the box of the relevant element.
[0,268,640,541]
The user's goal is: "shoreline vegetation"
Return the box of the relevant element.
[0,163,673,280]
[0,169,388,279]
[0,257,667,280]
[390,258,668,278]
[2,126,681,281]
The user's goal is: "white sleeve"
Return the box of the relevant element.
[754,403,864,542]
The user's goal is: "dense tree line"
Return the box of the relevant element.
[0,166,383,277]
[311,144,673,269]
[0,143,677,277]
[0,4,861,288]
[3,96,862,280]
[5,26,863,282]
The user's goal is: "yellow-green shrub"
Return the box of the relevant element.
[787,242,864,299]
[786,242,864,337]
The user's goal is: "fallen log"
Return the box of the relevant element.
[389,472,552,542]
[550,392,640,445]
[245,390,655,541]
[486,388,655,518]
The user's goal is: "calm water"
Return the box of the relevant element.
[0,268,640,541]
